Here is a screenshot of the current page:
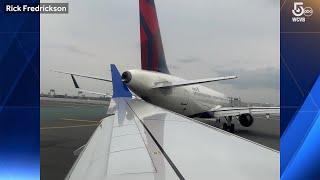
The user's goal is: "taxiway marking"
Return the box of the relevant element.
[41,124,98,130]
[60,118,99,123]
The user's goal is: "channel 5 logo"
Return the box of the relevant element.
[292,2,313,23]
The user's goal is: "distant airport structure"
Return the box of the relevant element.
[40,89,110,101]
[40,90,274,107]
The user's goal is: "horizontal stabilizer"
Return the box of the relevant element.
[152,76,237,88]
[54,70,112,82]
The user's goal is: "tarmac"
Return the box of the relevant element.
[40,98,109,180]
[40,98,279,180]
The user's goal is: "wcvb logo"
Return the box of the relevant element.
[292,2,313,23]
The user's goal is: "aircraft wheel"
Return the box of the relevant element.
[230,124,235,133]
[222,123,228,131]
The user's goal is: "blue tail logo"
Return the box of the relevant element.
[110,64,132,98]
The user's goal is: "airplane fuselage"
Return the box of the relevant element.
[122,69,230,118]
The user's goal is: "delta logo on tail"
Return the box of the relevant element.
[139,0,169,74]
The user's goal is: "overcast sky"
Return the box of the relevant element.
[41,0,279,104]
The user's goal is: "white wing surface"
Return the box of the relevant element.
[66,98,279,180]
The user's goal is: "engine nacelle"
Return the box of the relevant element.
[121,70,156,97]
[239,113,254,127]
[121,69,181,96]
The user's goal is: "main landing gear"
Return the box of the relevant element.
[222,116,235,133]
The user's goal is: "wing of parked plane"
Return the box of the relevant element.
[211,107,280,118]
[54,70,112,82]
[55,73,112,97]
[152,76,237,88]
[65,65,279,180]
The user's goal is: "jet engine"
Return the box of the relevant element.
[121,71,132,83]
[239,113,254,127]
[120,70,161,99]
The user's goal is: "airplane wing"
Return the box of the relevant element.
[65,65,279,180]
[54,70,112,82]
[212,107,280,118]
[152,76,237,88]
[66,73,112,97]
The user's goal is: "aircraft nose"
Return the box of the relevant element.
[121,71,132,84]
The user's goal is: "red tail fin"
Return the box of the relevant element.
[139,0,169,74]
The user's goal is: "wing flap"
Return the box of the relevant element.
[108,148,155,175]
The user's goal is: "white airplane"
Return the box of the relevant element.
[56,0,279,133]
[55,1,279,179]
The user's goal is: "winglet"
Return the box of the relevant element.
[71,75,80,88]
[110,64,132,98]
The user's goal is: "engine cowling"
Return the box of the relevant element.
[239,113,254,127]
[121,71,132,83]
